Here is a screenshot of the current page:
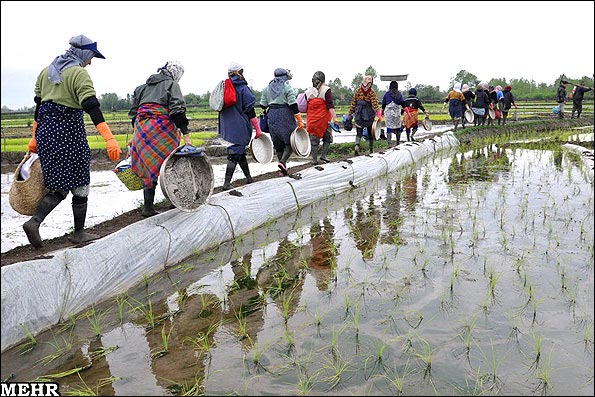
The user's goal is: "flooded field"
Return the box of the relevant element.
[1,130,593,396]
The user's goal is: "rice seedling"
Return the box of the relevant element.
[533,348,554,395]
[583,320,594,353]
[234,307,249,341]
[62,373,121,396]
[250,340,275,373]
[114,293,129,323]
[352,302,361,335]
[281,290,296,325]
[127,296,159,330]
[412,335,435,378]
[16,323,37,355]
[183,320,219,358]
[317,351,354,391]
[31,364,92,382]
[151,323,174,359]
[34,331,74,367]
[84,307,109,337]
[58,313,77,334]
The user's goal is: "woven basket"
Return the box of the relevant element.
[9,153,49,216]
[114,166,144,191]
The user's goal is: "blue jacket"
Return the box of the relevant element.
[219,75,256,147]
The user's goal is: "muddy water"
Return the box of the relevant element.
[1,135,593,395]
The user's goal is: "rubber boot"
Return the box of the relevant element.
[68,196,99,244]
[320,142,330,163]
[387,132,393,146]
[23,192,64,249]
[311,143,319,165]
[238,155,253,184]
[280,146,293,166]
[405,129,411,142]
[369,140,374,154]
[142,185,159,217]
[223,159,237,190]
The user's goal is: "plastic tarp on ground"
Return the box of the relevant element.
[561,143,594,182]
[1,132,459,352]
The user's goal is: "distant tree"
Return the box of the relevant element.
[351,73,363,91]
[449,70,480,91]
[414,84,444,101]
[184,93,202,106]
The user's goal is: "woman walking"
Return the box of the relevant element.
[348,75,383,155]
[24,34,121,248]
[128,60,191,216]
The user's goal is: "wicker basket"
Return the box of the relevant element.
[9,153,49,216]
[114,158,144,191]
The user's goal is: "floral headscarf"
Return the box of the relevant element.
[361,75,373,93]
[158,60,184,83]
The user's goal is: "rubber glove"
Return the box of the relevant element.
[250,117,262,139]
[376,110,383,121]
[514,103,518,109]
[295,113,304,130]
[96,122,122,161]
[28,121,38,153]
[489,103,494,110]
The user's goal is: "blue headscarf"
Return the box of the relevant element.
[47,35,104,84]
[268,68,291,100]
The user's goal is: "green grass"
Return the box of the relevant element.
[1,131,217,152]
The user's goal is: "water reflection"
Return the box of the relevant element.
[344,195,381,260]
[307,217,338,291]
[380,182,404,245]
[449,144,511,183]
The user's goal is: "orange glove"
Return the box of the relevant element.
[96,122,122,161]
[28,121,38,153]
[295,113,304,130]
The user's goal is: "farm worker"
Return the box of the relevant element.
[128,60,191,216]
[381,81,404,146]
[501,85,517,125]
[220,62,263,189]
[487,84,499,126]
[348,75,383,155]
[24,34,121,249]
[442,83,466,131]
[556,80,570,119]
[304,71,339,165]
[260,68,303,176]
[471,83,490,126]
[400,88,429,143]
[571,81,593,119]
[461,84,475,129]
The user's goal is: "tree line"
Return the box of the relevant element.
[2,67,593,113]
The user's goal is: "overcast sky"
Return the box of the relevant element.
[2,1,594,110]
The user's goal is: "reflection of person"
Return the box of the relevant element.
[403,174,417,211]
[304,71,338,165]
[220,62,263,190]
[348,75,383,155]
[556,80,569,119]
[380,182,404,244]
[401,88,428,143]
[381,81,404,146]
[128,61,191,217]
[442,83,465,131]
[571,81,593,119]
[260,68,303,176]
[308,217,338,291]
[345,196,381,260]
[24,34,122,249]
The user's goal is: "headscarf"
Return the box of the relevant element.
[227,61,244,79]
[462,84,469,93]
[268,68,291,100]
[361,75,373,93]
[495,85,502,92]
[408,88,417,96]
[47,34,104,84]
[157,60,184,83]
[312,71,325,89]
[481,81,489,90]
[505,85,512,91]
[389,81,399,99]
[453,83,462,93]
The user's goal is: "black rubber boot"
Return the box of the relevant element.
[142,185,159,217]
[238,155,253,184]
[280,146,292,165]
[68,196,99,244]
[320,142,330,163]
[369,140,374,154]
[223,159,237,190]
[23,192,64,249]
[311,143,319,164]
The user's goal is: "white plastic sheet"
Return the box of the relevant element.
[1,132,459,352]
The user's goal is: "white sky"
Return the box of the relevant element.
[2,1,594,110]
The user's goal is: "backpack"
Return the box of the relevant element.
[297,92,307,113]
[223,78,237,108]
[209,80,225,111]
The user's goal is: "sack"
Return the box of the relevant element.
[495,109,501,118]
[209,80,225,111]
[259,110,269,133]
[9,153,49,215]
[297,92,308,113]
[223,78,237,108]
[343,114,353,131]
[403,107,419,129]
[114,157,144,191]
